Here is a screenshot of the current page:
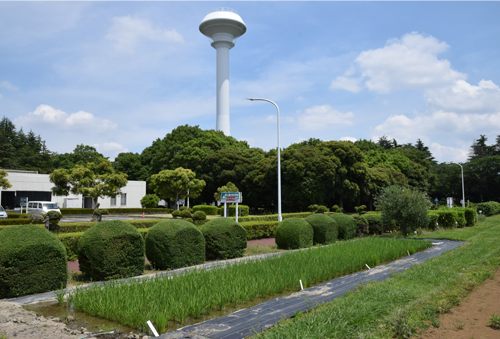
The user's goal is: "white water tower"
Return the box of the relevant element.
[199,8,246,136]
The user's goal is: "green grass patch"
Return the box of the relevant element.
[68,237,431,332]
[251,216,500,339]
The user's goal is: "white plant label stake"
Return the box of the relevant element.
[407,250,410,256]
[365,264,371,270]
[147,320,159,337]
[300,279,304,290]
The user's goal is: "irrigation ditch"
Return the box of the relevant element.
[4,238,465,339]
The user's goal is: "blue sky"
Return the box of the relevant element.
[1,2,499,162]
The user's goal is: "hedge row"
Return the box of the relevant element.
[218,205,250,217]
[192,205,218,215]
[475,201,500,217]
[228,212,336,223]
[428,208,477,229]
[59,208,173,215]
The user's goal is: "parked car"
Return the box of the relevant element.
[26,201,61,215]
[0,205,7,219]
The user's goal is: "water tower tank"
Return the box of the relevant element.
[199,8,247,136]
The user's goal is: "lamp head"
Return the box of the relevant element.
[246,97,254,101]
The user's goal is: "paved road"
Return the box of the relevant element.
[158,239,465,339]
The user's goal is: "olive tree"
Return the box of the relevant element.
[150,167,205,210]
[374,185,431,236]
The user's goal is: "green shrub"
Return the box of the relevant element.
[435,209,458,228]
[354,205,367,215]
[0,225,67,298]
[192,211,207,221]
[180,209,192,219]
[304,214,338,244]
[464,208,477,226]
[179,206,188,211]
[60,208,94,215]
[329,214,357,240]
[145,219,205,270]
[140,194,160,208]
[172,210,181,218]
[353,215,369,236]
[240,221,279,240]
[193,205,218,215]
[428,212,439,230]
[331,205,343,213]
[218,204,250,217]
[275,218,313,249]
[44,211,62,225]
[454,209,466,227]
[93,209,109,216]
[315,206,328,214]
[200,218,247,260]
[184,218,194,223]
[475,201,500,217]
[77,220,145,281]
[364,214,383,234]
[28,214,45,224]
[308,204,319,213]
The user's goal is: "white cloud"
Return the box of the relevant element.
[16,104,117,132]
[330,76,362,93]
[372,110,500,162]
[0,81,18,91]
[425,79,500,113]
[296,105,354,130]
[340,136,357,142]
[430,142,469,163]
[94,142,129,160]
[106,16,184,54]
[348,32,466,94]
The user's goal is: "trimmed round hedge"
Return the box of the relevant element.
[193,205,218,215]
[0,225,67,298]
[180,209,192,219]
[304,214,338,244]
[193,211,207,221]
[145,219,205,270]
[200,218,247,260]
[78,220,145,281]
[329,214,357,240]
[275,218,313,249]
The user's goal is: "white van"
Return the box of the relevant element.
[27,201,61,215]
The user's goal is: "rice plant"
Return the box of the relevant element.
[67,237,431,333]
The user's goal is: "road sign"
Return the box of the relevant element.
[20,197,28,207]
[434,198,438,202]
[221,192,242,203]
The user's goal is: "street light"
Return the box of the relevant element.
[450,161,465,208]
[246,97,282,221]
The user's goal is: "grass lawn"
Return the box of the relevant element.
[252,215,500,339]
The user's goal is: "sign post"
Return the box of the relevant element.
[20,197,28,214]
[434,198,438,209]
[221,192,242,221]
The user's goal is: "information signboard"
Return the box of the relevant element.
[221,192,242,203]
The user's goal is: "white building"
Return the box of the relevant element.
[0,169,146,210]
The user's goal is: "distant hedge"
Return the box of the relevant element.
[219,205,250,217]
[240,221,279,240]
[0,225,67,298]
[193,205,218,215]
[475,201,500,217]
[60,208,172,215]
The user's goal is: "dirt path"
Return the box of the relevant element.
[419,268,500,339]
[0,300,150,339]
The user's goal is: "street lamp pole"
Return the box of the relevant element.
[450,162,465,208]
[246,97,282,221]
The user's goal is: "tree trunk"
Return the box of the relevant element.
[91,198,100,222]
[339,197,344,209]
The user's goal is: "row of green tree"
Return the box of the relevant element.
[1,115,499,211]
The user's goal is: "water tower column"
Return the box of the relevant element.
[214,41,232,134]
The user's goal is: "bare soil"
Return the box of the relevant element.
[419,268,500,339]
[0,301,149,339]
